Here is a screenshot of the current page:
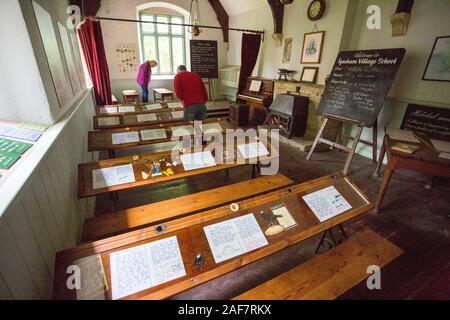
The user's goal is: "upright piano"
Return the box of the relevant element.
[233,77,274,125]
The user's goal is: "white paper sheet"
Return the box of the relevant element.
[180,151,217,171]
[98,117,120,127]
[92,164,135,189]
[272,205,297,229]
[110,236,186,300]
[167,102,182,109]
[249,80,262,92]
[112,132,140,145]
[386,128,420,143]
[99,107,118,114]
[172,111,184,119]
[118,106,136,113]
[141,129,168,141]
[137,114,158,123]
[431,139,450,153]
[204,214,268,264]
[144,104,163,111]
[0,124,42,142]
[172,125,195,137]
[73,255,107,300]
[237,142,270,159]
[302,186,352,222]
[201,123,223,135]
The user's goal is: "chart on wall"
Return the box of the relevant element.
[69,32,86,90]
[317,48,406,127]
[58,22,82,95]
[116,43,138,73]
[32,1,72,107]
[190,40,219,78]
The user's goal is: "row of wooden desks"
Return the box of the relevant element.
[88,118,235,153]
[95,101,182,116]
[55,173,373,300]
[78,140,278,199]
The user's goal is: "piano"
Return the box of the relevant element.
[235,77,274,125]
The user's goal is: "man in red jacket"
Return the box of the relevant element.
[174,65,208,122]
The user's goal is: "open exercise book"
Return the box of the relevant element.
[110,236,186,300]
[92,164,136,189]
[302,186,352,222]
[112,132,140,145]
[237,142,270,159]
[180,151,217,171]
[204,214,268,264]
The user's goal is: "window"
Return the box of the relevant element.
[139,12,186,75]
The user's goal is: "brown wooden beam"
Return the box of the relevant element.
[208,0,229,43]
[267,0,284,34]
[70,0,101,17]
[395,0,414,13]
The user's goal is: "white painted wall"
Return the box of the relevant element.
[98,0,228,102]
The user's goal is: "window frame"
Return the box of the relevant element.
[139,12,186,76]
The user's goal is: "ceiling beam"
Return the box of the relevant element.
[208,0,229,44]
[70,0,101,17]
[267,0,285,47]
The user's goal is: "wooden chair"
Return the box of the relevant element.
[81,174,293,242]
[233,229,403,300]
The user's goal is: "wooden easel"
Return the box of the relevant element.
[306,113,378,176]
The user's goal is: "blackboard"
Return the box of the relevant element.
[190,40,218,78]
[401,104,450,141]
[317,48,406,127]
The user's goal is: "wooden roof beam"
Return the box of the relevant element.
[208,0,229,47]
[267,0,285,47]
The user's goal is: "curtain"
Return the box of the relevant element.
[77,19,112,106]
[238,33,262,93]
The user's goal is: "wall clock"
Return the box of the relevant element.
[307,0,326,21]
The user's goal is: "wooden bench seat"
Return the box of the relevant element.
[234,229,403,300]
[81,174,293,242]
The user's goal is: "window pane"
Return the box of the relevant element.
[172,37,184,73]
[171,17,183,35]
[141,15,154,33]
[156,16,169,34]
[143,35,159,73]
[158,37,171,73]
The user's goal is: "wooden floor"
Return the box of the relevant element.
[95,140,450,300]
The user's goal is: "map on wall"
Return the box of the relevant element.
[32,1,72,108]
[58,22,82,96]
[116,43,138,73]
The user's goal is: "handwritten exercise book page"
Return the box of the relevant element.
[172,125,195,137]
[110,236,186,300]
[112,132,140,145]
[98,117,120,126]
[118,106,136,113]
[137,114,158,123]
[302,186,352,222]
[237,142,270,159]
[141,129,168,141]
[204,214,269,264]
[145,104,163,111]
[92,164,136,189]
[100,106,118,114]
[180,151,217,171]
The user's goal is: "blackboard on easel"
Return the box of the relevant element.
[317,48,406,127]
[190,40,219,79]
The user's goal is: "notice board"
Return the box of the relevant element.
[190,40,218,78]
[317,48,406,127]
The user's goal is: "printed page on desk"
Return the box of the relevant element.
[144,104,163,111]
[204,214,268,264]
[110,236,186,300]
[137,114,158,123]
[237,142,269,159]
[141,129,168,141]
[92,164,135,189]
[201,123,223,135]
[98,117,120,126]
[112,132,140,145]
[302,186,352,222]
[118,106,136,113]
[180,151,217,171]
[0,124,42,142]
[99,106,118,114]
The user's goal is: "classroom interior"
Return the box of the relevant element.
[0,0,449,301]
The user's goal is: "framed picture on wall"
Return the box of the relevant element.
[300,67,319,83]
[422,36,450,82]
[283,38,293,64]
[301,31,325,64]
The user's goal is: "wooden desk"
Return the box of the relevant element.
[78,141,278,199]
[54,173,373,300]
[153,88,174,102]
[122,91,140,104]
[88,119,236,152]
[374,133,450,212]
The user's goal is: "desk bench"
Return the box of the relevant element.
[233,229,403,300]
[153,88,174,102]
[81,174,294,242]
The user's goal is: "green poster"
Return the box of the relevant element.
[0,138,33,155]
[0,152,21,170]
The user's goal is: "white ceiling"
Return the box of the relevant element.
[220,0,268,17]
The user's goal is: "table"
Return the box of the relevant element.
[374,133,450,212]
[122,90,140,104]
[54,173,373,300]
[78,140,278,199]
[153,88,174,102]
[88,119,236,153]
